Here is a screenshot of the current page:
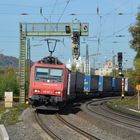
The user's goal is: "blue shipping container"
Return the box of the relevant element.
[84,75,90,92]
[112,78,115,89]
[98,76,103,92]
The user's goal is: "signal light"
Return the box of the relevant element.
[118,62,122,68]
[117,52,123,74]
[118,52,122,62]
[65,26,71,34]
[72,32,79,44]
[73,47,78,54]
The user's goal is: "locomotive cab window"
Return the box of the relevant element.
[35,67,63,83]
[35,68,49,79]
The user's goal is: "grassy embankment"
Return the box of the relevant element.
[0,102,28,126]
[107,94,140,116]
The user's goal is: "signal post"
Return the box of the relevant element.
[117,52,125,99]
[121,78,125,99]
[136,85,140,110]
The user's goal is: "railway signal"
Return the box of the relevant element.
[65,25,71,34]
[71,32,79,44]
[71,31,80,59]
[117,52,125,99]
[118,52,122,62]
[117,52,123,76]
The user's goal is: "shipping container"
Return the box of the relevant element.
[112,78,115,90]
[76,72,84,94]
[90,75,99,92]
[98,76,103,92]
[113,77,122,92]
[125,78,135,95]
[98,76,112,93]
[104,76,113,91]
[67,72,76,99]
[84,75,90,92]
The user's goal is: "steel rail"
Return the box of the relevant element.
[56,114,100,140]
[34,112,61,140]
[86,98,140,131]
[101,102,140,122]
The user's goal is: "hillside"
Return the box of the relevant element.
[0,54,18,69]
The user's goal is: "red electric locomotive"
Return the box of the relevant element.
[29,56,74,110]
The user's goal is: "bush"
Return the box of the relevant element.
[0,66,19,98]
[134,58,140,84]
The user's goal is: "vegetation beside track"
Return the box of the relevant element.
[108,95,138,109]
[107,95,140,117]
[0,103,28,126]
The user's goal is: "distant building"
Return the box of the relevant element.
[66,58,71,70]
[95,60,113,76]
[83,58,90,74]
[66,57,84,73]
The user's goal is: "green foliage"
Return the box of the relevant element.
[0,66,19,98]
[129,11,140,84]
[0,103,28,126]
[126,70,136,86]
[129,12,140,52]
[134,58,140,84]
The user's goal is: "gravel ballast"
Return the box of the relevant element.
[6,108,50,140]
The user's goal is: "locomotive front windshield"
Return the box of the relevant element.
[35,67,63,83]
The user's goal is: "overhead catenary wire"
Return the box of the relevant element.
[0,1,137,61]
[0,11,136,16]
[57,0,71,23]
[40,7,48,22]
[0,0,69,8]
[96,0,133,46]
[101,23,133,42]
[101,0,130,25]
[50,0,58,22]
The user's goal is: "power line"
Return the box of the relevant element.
[40,7,48,21]
[0,11,136,16]
[101,23,133,42]
[57,0,71,23]
[0,12,38,15]
[0,36,18,38]
[0,0,69,9]
[50,0,58,22]
[100,0,132,37]
[105,0,129,15]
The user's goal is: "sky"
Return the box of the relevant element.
[0,0,140,69]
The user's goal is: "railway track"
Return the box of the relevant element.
[56,114,100,140]
[86,98,140,132]
[34,111,100,140]
[34,111,61,140]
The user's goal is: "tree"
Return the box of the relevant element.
[0,66,19,97]
[129,12,140,53]
[129,11,140,84]
[134,58,140,84]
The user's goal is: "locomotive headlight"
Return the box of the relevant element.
[55,91,61,95]
[34,89,41,93]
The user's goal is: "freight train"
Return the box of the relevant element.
[29,56,135,110]
[84,75,134,96]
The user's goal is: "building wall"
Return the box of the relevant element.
[95,60,113,76]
